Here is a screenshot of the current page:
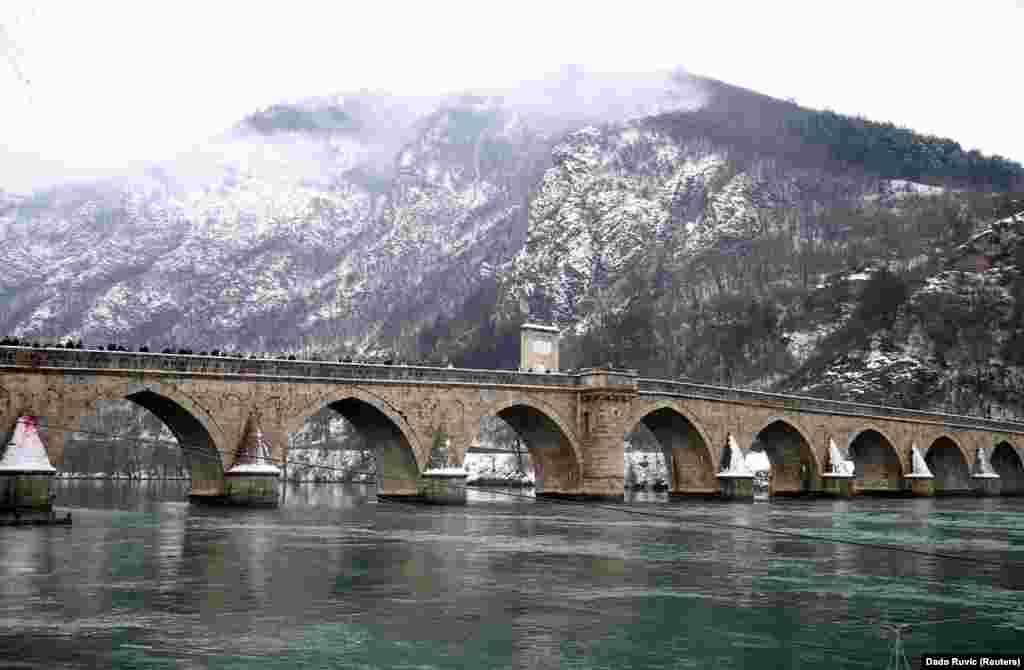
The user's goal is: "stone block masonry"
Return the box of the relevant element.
[2,343,1024,505]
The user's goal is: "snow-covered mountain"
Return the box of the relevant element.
[0,70,705,354]
[3,67,1024,419]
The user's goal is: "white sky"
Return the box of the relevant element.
[1,0,1022,193]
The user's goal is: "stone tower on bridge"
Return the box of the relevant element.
[519,323,560,373]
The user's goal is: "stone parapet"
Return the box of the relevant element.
[638,377,1024,435]
[0,345,580,389]
[577,367,639,389]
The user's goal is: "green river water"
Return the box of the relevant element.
[0,480,1021,668]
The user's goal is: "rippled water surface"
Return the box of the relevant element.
[1,480,1022,668]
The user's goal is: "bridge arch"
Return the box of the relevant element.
[59,383,228,493]
[991,440,1024,495]
[284,388,425,461]
[470,397,583,496]
[844,423,902,463]
[924,435,972,495]
[749,416,821,495]
[285,389,427,497]
[847,427,904,494]
[625,401,717,496]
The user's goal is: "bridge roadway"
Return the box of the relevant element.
[2,345,1024,500]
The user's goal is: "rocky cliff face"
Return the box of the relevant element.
[505,119,883,326]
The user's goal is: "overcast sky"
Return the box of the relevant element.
[1,1,1021,193]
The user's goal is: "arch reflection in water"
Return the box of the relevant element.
[280,482,376,509]
[925,437,972,494]
[156,503,188,589]
[234,521,275,607]
[0,524,46,598]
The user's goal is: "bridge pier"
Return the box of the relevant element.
[717,474,754,501]
[189,416,282,507]
[902,443,936,496]
[222,422,282,507]
[415,470,468,504]
[535,485,622,502]
[187,459,227,498]
[208,471,279,506]
[189,470,286,507]
[569,377,642,502]
[905,476,935,497]
[0,416,69,525]
[969,448,1001,496]
[820,475,856,497]
[970,475,1001,497]
[375,473,469,505]
[373,463,463,504]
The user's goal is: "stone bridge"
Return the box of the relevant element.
[2,344,1024,500]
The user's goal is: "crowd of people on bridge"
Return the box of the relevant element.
[2,335,621,373]
[0,335,445,367]
[1,336,86,348]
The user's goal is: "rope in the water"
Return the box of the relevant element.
[30,422,1024,572]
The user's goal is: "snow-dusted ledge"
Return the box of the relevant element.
[226,462,282,475]
[422,467,468,477]
[717,433,753,478]
[0,417,56,473]
[744,450,770,474]
[823,438,855,478]
[904,443,934,479]
[227,428,281,477]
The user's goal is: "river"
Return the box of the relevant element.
[0,480,1022,668]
